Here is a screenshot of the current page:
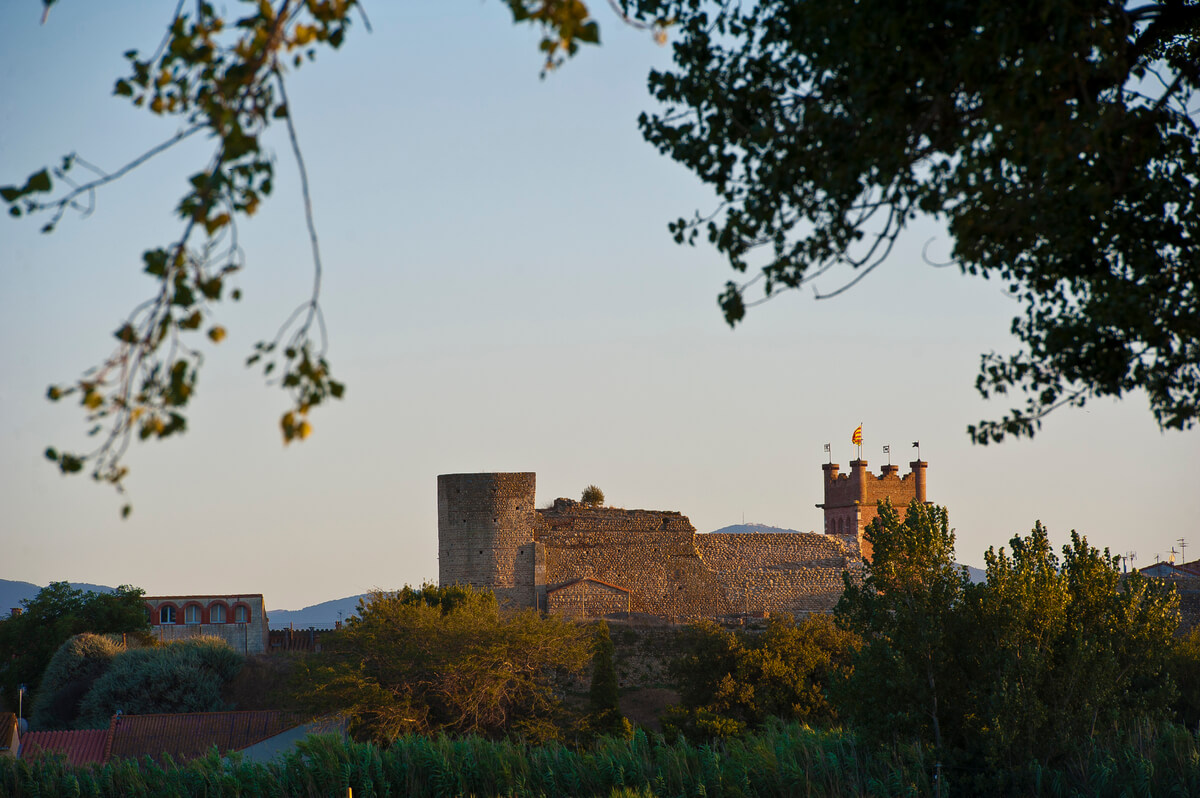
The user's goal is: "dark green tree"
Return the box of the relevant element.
[837,499,1181,779]
[75,636,244,729]
[296,584,592,744]
[0,582,148,713]
[834,500,970,750]
[630,0,1200,441]
[584,620,630,738]
[29,633,122,730]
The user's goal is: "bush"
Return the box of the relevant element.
[76,636,243,727]
[581,485,605,506]
[30,633,122,730]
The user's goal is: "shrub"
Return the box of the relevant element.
[76,636,243,727]
[581,485,605,506]
[30,633,122,730]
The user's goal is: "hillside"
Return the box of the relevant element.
[0,579,118,613]
[267,594,366,629]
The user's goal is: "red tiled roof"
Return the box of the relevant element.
[106,710,303,763]
[20,729,110,766]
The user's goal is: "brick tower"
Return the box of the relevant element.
[817,459,927,560]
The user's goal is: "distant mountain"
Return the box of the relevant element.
[707,523,808,535]
[268,594,367,629]
[0,579,118,614]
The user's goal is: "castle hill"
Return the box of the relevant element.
[437,458,927,621]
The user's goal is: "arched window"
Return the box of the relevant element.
[209,603,226,623]
[184,604,201,624]
[160,605,176,624]
[234,605,250,623]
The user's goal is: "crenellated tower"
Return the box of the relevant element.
[817,459,928,560]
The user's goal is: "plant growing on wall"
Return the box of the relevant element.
[581,485,605,506]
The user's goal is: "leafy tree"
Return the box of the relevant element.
[834,500,970,750]
[30,633,123,730]
[1169,625,1200,730]
[296,584,591,744]
[837,499,1181,778]
[581,485,606,506]
[4,1,660,509]
[629,0,1200,441]
[0,582,148,713]
[76,636,244,728]
[664,613,860,741]
[964,525,1179,771]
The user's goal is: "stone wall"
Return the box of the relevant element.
[696,533,857,614]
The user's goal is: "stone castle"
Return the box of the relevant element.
[437,459,928,620]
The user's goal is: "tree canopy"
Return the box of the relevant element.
[836,499,1180,782]
[294,584,592,744]
[0,582,148,712]
[631,0,1200,442]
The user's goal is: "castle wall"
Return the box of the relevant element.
[696,533,856,614]
[437,473,537,607]
[535,500,732,619]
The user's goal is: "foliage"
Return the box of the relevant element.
[630,0,1200,442]
[581,484,606,506]
[962,525,1179,774]
[29,633,122,730]
[295,584,592,744]
[836,499,1181,778]
[664,613,860,741]
[1169,625,1200,729]
[7,719,1200,797]
[4,1,363,508]
[834,500,970,750]
[75,636,244,728]
[585,620,631,739]
[0,582,147,712]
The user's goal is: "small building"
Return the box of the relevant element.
[143,594,269,655]
[546,578,631,620]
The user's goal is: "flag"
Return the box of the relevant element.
[823,443,831,452]
[852,424,863,446]
[912,441,919,448]
[883,445,890,453]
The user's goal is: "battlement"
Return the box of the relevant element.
[817,459,929,561]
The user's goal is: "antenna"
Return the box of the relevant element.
[1179,537,1188,564]
[1123,551,1136,575]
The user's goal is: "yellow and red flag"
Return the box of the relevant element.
[851,424,863,446]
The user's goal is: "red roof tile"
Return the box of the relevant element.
[20,729,110,766]
[107,710,303,763]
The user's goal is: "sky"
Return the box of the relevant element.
[2,2,1197,612]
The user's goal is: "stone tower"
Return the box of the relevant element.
[817,459,927,560]
[437,472,542,608]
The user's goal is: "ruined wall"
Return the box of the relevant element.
[437,473,537,607]
[535,500,732,619]
[696,533,856,614]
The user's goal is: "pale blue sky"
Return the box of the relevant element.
[2,2,1196,610]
